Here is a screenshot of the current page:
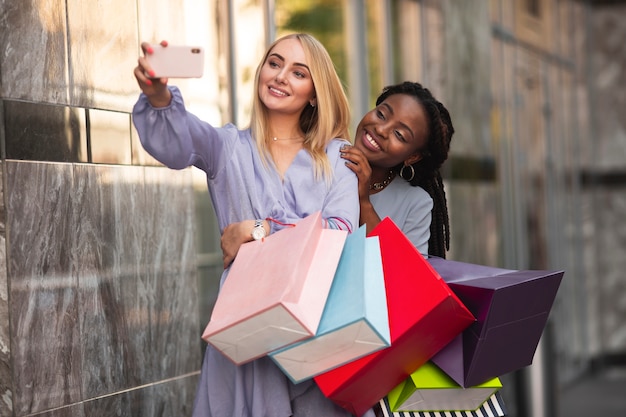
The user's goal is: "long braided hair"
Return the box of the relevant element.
[376,82,454,258]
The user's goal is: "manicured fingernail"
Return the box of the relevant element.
[145,79,152,86]
[148,69,156,77]
[147,46,154,54]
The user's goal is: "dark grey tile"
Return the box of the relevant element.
[82,386,148,417]
[151,373,199,417]
[72,164,151,396]
[82,373,199,417]
[0,0,69,104]
[3,100,87,162]
[88,109,132,165]
[73,164,199,399]
[5,161,82,415]
[143,167,201,378]
[0,165,7,415]
[33,403,86,417]
[0,162,5,230]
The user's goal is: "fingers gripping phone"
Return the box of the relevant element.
[146,44,205,78]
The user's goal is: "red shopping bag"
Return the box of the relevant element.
[314,217,475,417]
[202,211,347,365]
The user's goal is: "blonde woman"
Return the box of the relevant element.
[133,34,367,416]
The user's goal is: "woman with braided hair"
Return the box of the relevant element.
[217,80,453,416]
[340,81,453,258]
[341,82,508,417]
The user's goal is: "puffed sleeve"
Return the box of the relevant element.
[132,86,236,178]
[321,139,360,233]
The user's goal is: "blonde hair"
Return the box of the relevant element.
[249,33,350,181]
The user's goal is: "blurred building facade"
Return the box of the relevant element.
[0,0,624,416]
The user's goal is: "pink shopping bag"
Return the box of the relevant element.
[202,211,347,365]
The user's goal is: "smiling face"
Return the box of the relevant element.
[257,37,316,116]
[354,94,429,170]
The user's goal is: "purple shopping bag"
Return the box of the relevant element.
[427,257,564,387]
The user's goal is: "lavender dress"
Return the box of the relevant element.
[133,87,373,417]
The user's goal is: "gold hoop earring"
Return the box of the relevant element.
[400,164,415,182]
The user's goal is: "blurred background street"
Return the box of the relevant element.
[560,364,626,416]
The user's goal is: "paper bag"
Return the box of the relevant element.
[269,225,390,383]
[387,361,501,412]
[314,217,475,417]
[378,392,507,417]
[202,211,347,364]
[428,257,564,387]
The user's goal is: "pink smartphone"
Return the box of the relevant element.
[145,44,205,78]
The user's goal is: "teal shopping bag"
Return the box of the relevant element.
[270,225,390,383]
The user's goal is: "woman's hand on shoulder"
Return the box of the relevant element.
[134,40,172,108]
[340,145,371,202]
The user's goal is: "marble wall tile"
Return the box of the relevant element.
[32,373,198,417]
[82,373,198,417]
[0,162,4,231]
[0,164,11,417]
[6,161,82,415]
[66,0,139,112]
[72,164,199,399]
[3,100,88,163]
[142,166,200,379]
[73,164,152,398]
[5,160,200,415]
[149,373,199,417]
[0,0,69,104]
[88,109,132,165]
[31,403,85,417]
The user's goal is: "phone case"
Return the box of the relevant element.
[146,45,205,78]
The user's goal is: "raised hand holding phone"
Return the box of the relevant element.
[145,43,205,78]
[134,41,173,108]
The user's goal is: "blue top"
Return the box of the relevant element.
[370,177,432,255]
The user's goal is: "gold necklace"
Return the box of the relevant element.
[272,136,304,141]
[370,170,396,191]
